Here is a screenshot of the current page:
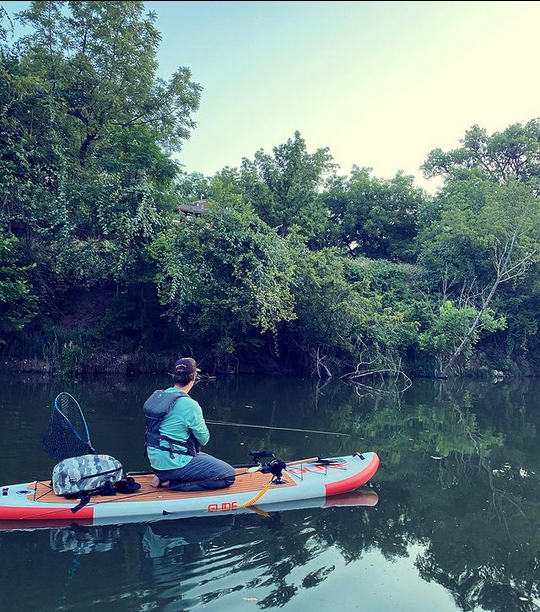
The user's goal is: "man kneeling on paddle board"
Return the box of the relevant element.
[144,358,236,491]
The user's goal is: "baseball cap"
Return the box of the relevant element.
[174,358,200,376]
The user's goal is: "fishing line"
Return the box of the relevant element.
[206,420,350,437]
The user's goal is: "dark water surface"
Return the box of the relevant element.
[0,374,539,612]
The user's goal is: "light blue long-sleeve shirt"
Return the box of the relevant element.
[147,387,210,471]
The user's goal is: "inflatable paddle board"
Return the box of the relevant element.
[0,452,379,526]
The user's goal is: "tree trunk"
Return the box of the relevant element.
[79,133,97,167]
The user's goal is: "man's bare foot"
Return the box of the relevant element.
[150,475,170,488]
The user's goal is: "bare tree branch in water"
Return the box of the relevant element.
[341,342,412,395]
[310,346,332,378]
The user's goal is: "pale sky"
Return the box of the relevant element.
[3,1,540,192]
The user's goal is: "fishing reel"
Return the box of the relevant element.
[248,450,287,485]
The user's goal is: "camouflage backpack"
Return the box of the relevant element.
[52,454,124,497]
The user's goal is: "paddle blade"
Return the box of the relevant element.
[42,393,95,461]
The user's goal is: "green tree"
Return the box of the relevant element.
[0,1,201,361]
[174,170,212,203]
[240,131,334,241]
[57,123,178,287]
[149,180,296,362]
[418,178,540,375]
[6,1,200,292]
[288,246,418,377]
[0,14,67,302]
[17,1,201,166]
[422,120,540,185]
[324,166,424,262]
[418,300,506,376]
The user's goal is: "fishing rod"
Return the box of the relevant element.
[205,419,350,437]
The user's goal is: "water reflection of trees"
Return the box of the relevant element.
[139,500,410,609]
[2,374,540,612]
[194,376,540,612]
[365,380,540,612]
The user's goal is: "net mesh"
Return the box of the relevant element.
[42,393,94,462]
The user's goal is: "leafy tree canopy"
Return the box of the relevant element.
[418,178,540,293]
[422,120,540,186]
[17,1,201,164]
[324,166,425,262]
[239,131,334,241]
[149,178,296,358]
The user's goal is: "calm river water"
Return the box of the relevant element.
[0,373,539,612]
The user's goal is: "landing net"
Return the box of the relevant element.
[42,392,95,461]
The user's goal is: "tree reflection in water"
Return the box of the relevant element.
[0,374,539,611]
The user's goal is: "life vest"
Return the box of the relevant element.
[143,389,201,458]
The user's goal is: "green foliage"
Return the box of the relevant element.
[239,131,334,241]
[417,172,493,285]
[2,2,540,376]
[0,36,67,267]
[0,1,199,352]
[431,178,539,276]
[323,166,425,262]
[422,120,540,185]
[290,247,365,355]
[289,247,419,374]
[417,166,540,372]
[344,257,424,309]
[149,182,296,357]
[174,170,212,202]
[420,121,540,370]
[419,300,506,372]
[57,126,175,286]
[17,1,201,162]
[0,232,37,340]
[60,339,84,375]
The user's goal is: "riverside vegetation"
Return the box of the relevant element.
[2,2,540,378]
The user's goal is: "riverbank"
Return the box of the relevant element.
[1,348,534,380]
